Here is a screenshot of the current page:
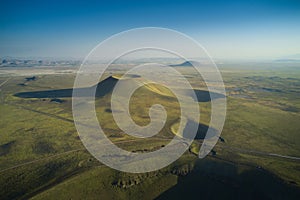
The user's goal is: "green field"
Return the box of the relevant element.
[0,63,300,199]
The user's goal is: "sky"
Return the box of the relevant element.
[1,0,300,60]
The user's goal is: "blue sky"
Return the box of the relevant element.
[1,0,300,59]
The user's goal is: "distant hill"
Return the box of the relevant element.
[275,54,300,62]
[170,61,200,67]
[274,59,300,63]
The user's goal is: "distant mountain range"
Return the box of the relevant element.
[0,58,80,67]
[274,59,300,62]
[275,54,300,62]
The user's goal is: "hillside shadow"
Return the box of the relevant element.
[191,89,225,102]
[182,120,218,140]
[14,76,225,102]
[157,159,300,200]
[0,141,15,156]
[14,76,118,98]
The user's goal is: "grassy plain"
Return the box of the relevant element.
[0,63,299,199]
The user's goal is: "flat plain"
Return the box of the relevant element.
[0,62,299,199]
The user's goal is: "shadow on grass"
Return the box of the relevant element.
[190,89,225,102]
[182,120,218,140]
[14,77,225,103]
[0,141,15,156]
[157,158,300,200]
[14,76,119,98]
